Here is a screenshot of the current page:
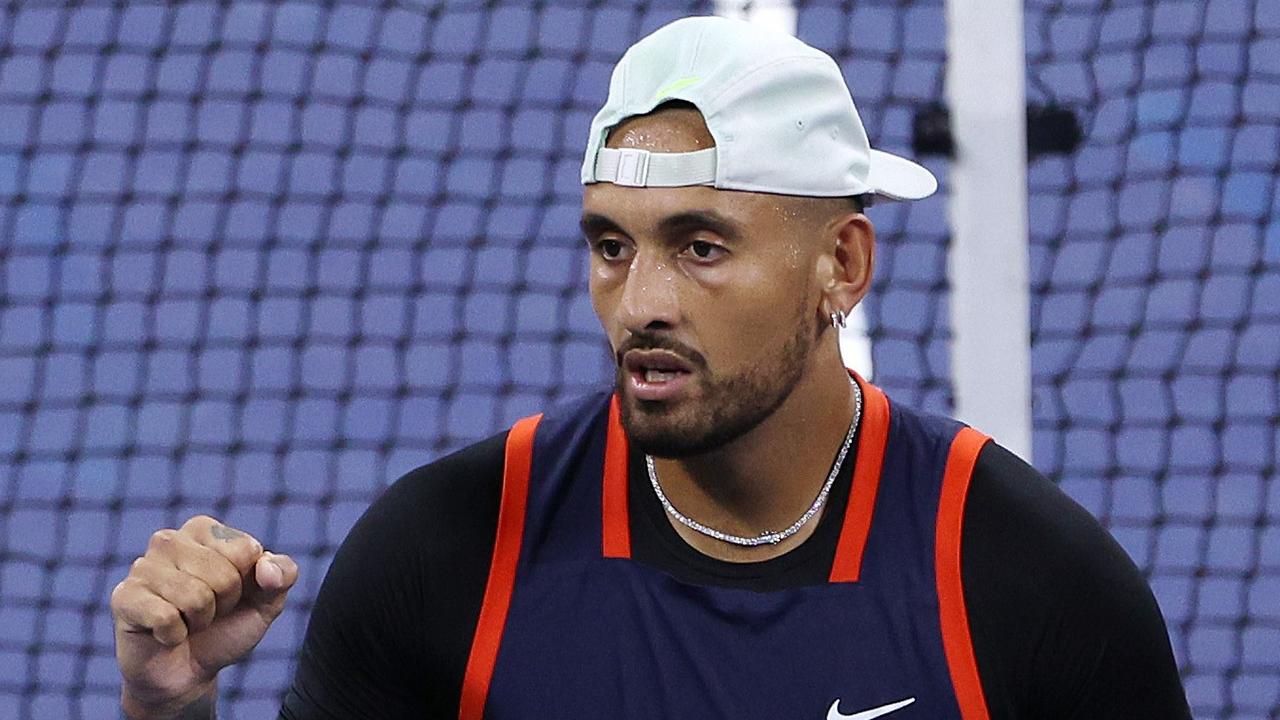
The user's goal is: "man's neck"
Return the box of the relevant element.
[649,353,859,563]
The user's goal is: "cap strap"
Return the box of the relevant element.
[593,147,717,187]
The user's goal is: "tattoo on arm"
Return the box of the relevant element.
[211,524,246,542]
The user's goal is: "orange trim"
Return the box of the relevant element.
[601,396,632,558]
[935,426,992,720]
[829,374,891,583]
[458,414,541,720]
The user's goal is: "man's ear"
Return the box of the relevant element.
[823,212,876,316]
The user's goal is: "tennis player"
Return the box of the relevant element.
[111,16,1191,719]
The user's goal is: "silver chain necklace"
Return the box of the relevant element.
[645,378,863,547]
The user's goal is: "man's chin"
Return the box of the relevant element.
[625,427,711,459]
[617,395,709,458]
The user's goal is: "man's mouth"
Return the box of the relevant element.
[622,350,696,400]
[623,349,695,376]
[643,369,682,382]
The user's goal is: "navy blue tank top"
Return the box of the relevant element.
[457,375,992,720]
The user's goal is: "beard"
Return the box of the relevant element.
[616,304,821,458]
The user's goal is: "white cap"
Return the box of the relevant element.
[581,16,937,203]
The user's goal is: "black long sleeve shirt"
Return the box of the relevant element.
[278,430,1190,719]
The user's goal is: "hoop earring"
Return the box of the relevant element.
[830,309,847,329]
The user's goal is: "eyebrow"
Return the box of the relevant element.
[579,213,625,241]
[579,209,743,243]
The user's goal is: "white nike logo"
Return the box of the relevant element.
[826,697,916,720]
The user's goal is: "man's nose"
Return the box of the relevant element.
[617,250,680,332]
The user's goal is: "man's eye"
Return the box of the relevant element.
[598,238,625,259]
[687,241,724,260]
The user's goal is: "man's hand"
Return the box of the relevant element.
[110,515,299,718]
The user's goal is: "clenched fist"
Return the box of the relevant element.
[111,515,298,719]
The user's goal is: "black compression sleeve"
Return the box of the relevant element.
[963,443,1190,719]
[277,432,505,720]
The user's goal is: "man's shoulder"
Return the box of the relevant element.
[882,397,1089,548]
[360,391,615,544]
[962,443,1190,717]
[389,427,509,497]
[963,442,1169,657]
[967,442,1124,577]
[386,430,510,506]
[874,394,970,470]
[290,433,516,720]
[340,431,510,566]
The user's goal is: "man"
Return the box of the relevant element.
[111,16,1190,719]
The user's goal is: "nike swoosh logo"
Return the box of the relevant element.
[653,75,701,100]
[826,697,916,720]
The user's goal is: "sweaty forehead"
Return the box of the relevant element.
[604,106,715,154]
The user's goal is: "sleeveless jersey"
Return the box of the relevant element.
[456,375,992,720]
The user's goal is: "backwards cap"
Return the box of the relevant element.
[581,15,937,203]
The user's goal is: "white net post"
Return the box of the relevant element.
[944,0,1033,460]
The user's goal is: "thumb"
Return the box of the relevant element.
[245,552,298,613]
